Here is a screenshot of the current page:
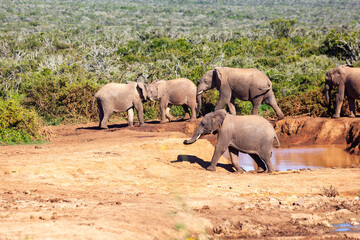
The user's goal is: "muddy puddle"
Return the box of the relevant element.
[333,223,360,233]
[237,145,360,171]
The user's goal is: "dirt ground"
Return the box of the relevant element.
[1,118,360,240]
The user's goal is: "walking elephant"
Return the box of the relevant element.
[93,82,147,128]
[197,67,284,119]
[183,109,279,173]
[147,78,201,123]
[324,65,360,118]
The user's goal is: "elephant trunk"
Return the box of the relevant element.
[196,88,202,116]
[324,84,331,111]
[183,127,203,145]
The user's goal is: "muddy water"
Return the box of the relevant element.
[238,145,360,171]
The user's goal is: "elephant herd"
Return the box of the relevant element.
[94,65,360,173]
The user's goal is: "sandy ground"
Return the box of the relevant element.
[0,119,360,240]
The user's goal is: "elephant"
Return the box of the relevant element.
[183,109,279,173]
[147,78,201,123]
[197,67,284,119]
[324,65,360,118]
[93,82,147,128]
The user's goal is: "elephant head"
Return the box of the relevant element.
[197,68,222,95]
[147,80,165,101]
[324,65,346,107]
[184,109,226,144]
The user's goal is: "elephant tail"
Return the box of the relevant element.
[196,93,202,116]
[92,95,97,111]
[274,134,280,148]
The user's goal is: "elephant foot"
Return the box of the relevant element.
[277,114,285,120]
[332,114,340,119]
[206,165,216,171]
[128,124,134,127]
[139,123,145,126]
[234,169,245,174]
[160,120,167,124]
[100,125,108,129]
[257,167,266,173]
[349,113,356,118]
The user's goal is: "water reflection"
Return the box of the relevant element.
[333,223,360,233]
[238,145,360,171]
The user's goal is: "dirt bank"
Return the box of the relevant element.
[0,117,360,239]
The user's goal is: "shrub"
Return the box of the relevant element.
[20,73,100,124]
[0,94,42,144]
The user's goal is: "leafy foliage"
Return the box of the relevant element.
[0,94,42,144]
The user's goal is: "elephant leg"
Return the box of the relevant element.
[165,106,175,122]
[348,97,356,118]
[97,100,105,128]
[189,102,197,121]
[333,90,344,118]
[215,89,231,112]
[264,92,285,119]
[251,98,262,115]
[127,108,134,127]
[182,105,190,120]
[228,146,244,173]
[134,102,145,126]
[258,151,275,173]
[159,100,169,123]
[228,96,236,115]
[207,137,228,171]
[249,154,266,173]
[100,109,112,129]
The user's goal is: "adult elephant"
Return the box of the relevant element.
[197,67,284,119]
[184,109,279,173]
[147,78,201,123]
[93,82,147,128]
[324,65,360,118]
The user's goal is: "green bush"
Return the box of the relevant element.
[0,94,42,144]
[20,73,100,124]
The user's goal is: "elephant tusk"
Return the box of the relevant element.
[195,134,201,141]
[197,91,203,95]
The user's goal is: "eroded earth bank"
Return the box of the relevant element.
[0,117,360,239]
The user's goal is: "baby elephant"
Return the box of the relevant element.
[184,109,279,173]
[147,78,201,123]
[93,82,147,128]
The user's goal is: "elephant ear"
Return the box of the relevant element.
[213,67,224,89]
[332,66,346,86]
[136,82,147,100]
[157,81,165,99]
[210,109,227,134]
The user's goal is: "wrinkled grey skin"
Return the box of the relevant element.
[184,109,280,173]
[324,65,360,118]
[93,82,147,128]
[147,78,201,123]
[197,67,284,119]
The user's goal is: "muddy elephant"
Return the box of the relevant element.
[93,82,147,128]
[147,78,201,123]
[183,109,279,173]
[324,65,360,118]
[197,67,284,119]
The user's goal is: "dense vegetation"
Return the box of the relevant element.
[1,0,360,144]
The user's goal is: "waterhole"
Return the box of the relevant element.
[333,223,360,233]
[237,145,360,171]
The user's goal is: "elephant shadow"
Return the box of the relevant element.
[76,123,129,131]
[172,155,235,172]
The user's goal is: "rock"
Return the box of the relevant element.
[321,220,332,228]
[351,221,359,226]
